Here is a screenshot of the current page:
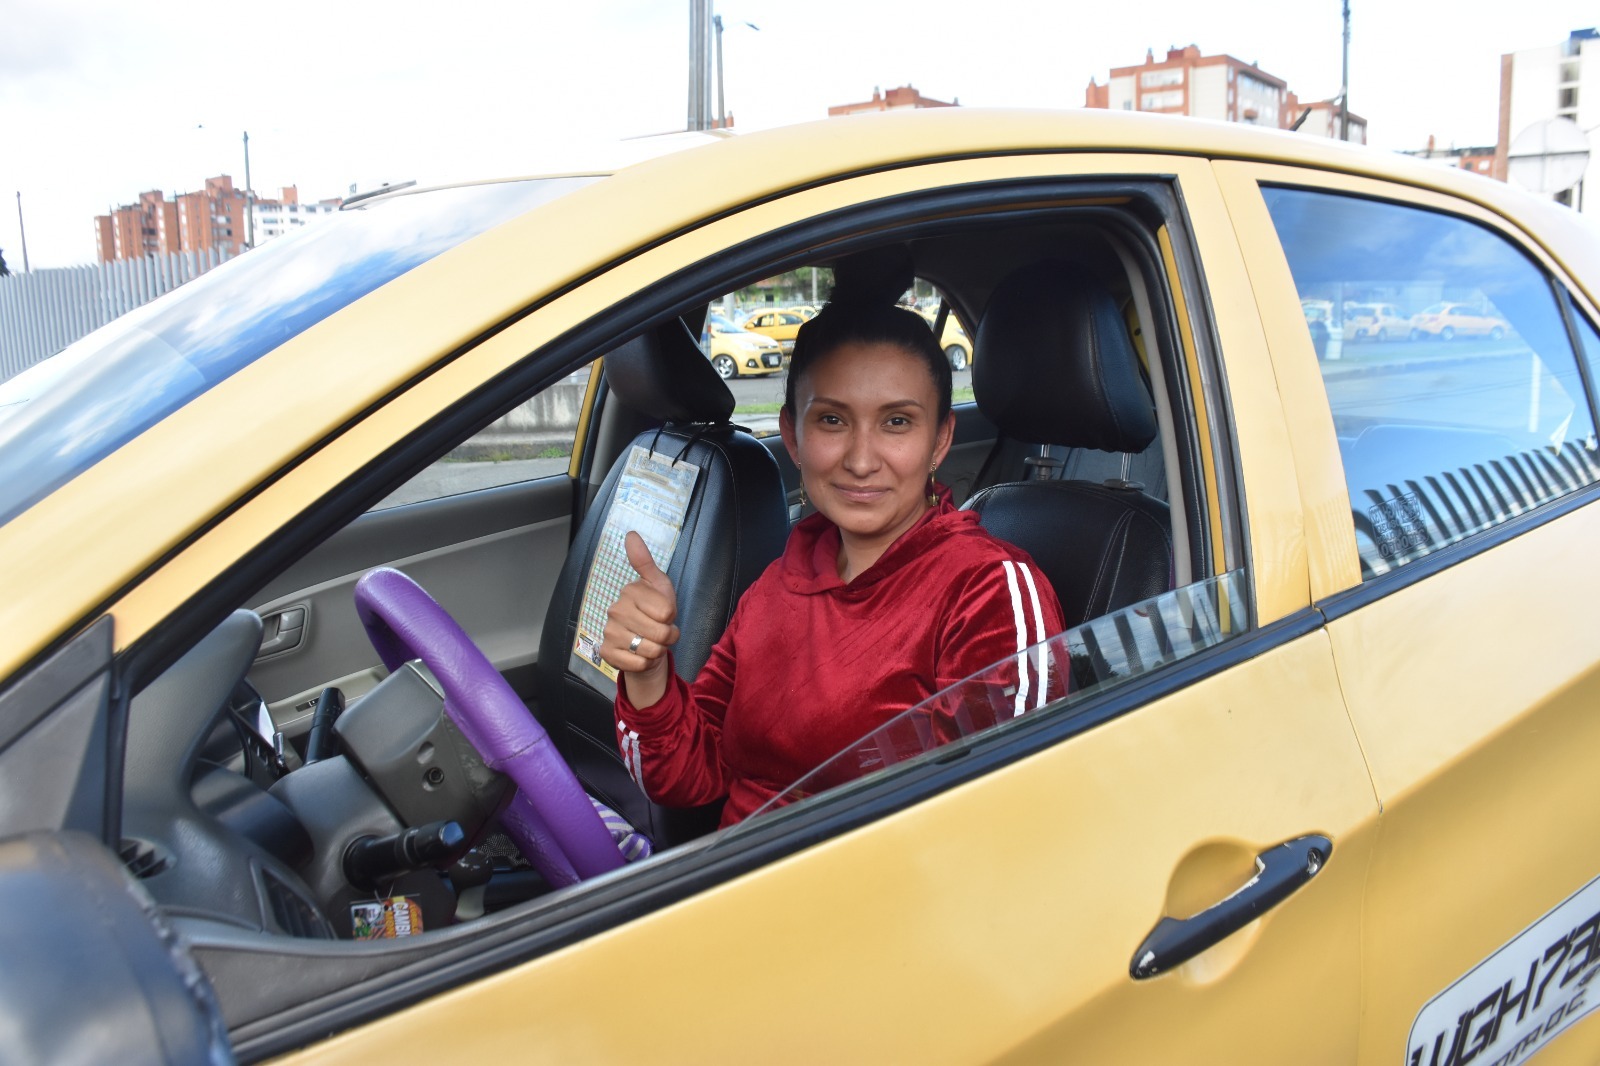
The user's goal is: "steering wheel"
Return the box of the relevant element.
[353,567,625,888]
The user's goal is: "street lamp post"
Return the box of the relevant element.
[712,13,759,130]
[1339,0,1351,142]
[243,131,256,249]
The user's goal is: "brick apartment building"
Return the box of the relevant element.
[1085,45,1367,143]
[829,84,958,117]
[94,176,339,263]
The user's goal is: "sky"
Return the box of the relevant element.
[2,0,1595,269]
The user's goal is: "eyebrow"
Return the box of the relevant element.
[807,396,927,412]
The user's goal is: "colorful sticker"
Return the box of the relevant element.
[1407,872,1600,1065]
[350,896,424,940]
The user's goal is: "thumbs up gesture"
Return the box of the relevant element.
[602,531,681,708]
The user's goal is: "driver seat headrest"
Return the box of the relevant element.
[973,260,1157,453]
[605,320,735,425]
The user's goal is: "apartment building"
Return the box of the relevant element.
[95,176,341,263]
[1085,45,1367,144]
[829,84,958,117]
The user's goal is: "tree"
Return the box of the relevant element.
[0,248,9,277]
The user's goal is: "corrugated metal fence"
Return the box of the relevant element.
[0,249,231,382]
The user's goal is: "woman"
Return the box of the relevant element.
[601,294,1065,827]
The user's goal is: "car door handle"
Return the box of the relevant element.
[256,605,307,659]
[1130,834,1332,980]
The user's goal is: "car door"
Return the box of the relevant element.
[1219,160,1600,1063]
[253,149,1378,1063]
[243,368,601,733]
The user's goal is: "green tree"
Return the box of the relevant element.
[0,248,9,277]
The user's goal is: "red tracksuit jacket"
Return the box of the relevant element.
[614,496,1066,827]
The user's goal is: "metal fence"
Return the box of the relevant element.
[0,249,231,382]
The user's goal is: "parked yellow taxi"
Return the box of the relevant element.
[740,307,806,354]
[920,306,974,369]
[4,109,1600,1066]
[701,311,784,377]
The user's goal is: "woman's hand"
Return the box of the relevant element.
[601,531,681,708]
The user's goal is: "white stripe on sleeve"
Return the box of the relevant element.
[618,722,643,785]
[1015,563,1049,709]
[1002,561,1029,716]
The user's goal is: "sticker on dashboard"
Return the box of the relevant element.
[350,895,423,940]
[1406,872,1600,1065]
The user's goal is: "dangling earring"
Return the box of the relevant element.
[927,465,939,507]
[796,463,806,507]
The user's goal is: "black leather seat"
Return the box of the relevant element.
[534,320,790,847]
[965,261,1173,631]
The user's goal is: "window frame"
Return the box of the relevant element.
[1215,161,1600,617]
[101,160,1283,1059]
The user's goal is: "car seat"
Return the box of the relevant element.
[533,319,790,847]
[964,260,1173,630]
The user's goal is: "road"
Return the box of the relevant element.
[1321,337,1583,439]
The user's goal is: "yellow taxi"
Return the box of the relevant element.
[4,109,1600,1065]
[701,311,785,377]
[919,305,974,369]
[739,307,807,354]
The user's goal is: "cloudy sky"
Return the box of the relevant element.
[2,0,1593,268]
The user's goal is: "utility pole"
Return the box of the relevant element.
[15,191,29,273]
[243,131,256,249]
[687,0,713,131]
[1339,0,1351,141]
[714,14,725,129]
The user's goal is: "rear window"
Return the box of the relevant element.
[1263,187,1600,578]
[0,177,595,529]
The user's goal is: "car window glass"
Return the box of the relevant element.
[369,363,594,510]
[1262,187,1600,579]
[729,570,1249,831]
[1569,299,1600,399]
[0,178,596,531]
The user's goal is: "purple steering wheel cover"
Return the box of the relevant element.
[353,567,624,882]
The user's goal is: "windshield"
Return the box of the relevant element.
[724,570,1250,836]
[0,177,597,529]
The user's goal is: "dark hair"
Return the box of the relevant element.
[783,298,954,423]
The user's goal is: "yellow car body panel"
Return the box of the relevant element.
[1221,158,1600,1062]
[280,631,1375,1065]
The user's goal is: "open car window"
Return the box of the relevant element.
[730,569,1250,833]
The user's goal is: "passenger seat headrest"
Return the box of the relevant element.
[605,320,736,425]
[974,260,1157,453]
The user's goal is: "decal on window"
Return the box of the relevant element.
[1407,872,1600,1066]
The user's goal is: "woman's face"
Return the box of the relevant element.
[780,340,955,557]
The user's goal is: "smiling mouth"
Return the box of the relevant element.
[833,485,889,502]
